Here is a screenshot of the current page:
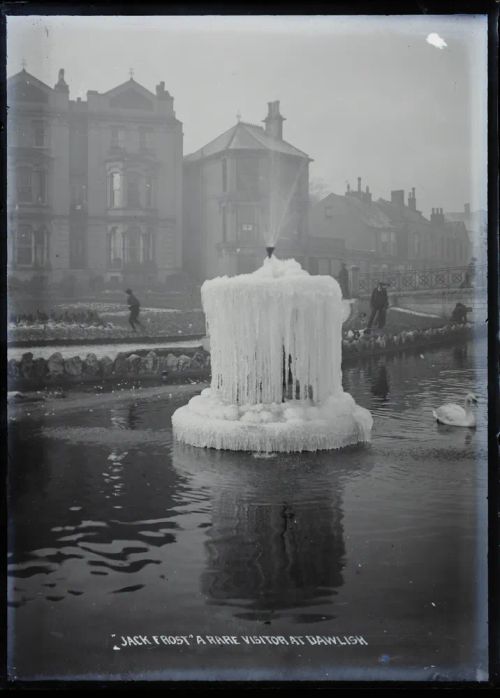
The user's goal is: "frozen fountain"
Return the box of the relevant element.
[172,251,372,452]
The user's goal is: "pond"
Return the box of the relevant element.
[7,339,488,682]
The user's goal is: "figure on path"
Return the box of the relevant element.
[366,282,389,332]
[126,288,144,332]
[337,262,350,299]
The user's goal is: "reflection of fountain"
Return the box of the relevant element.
[371,363,390,401]
[172,444,353,619]
[173,256,372,452]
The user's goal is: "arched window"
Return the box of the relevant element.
[108,172,123,208]
[127,172,142,208]
[108,226,123,269]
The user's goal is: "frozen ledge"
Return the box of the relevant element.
[172,389,372,453]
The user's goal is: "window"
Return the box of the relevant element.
[111,126,125,148]
[127,172,141,208]
[33,121,46,147]
[70,224,87,268]
[16,225,48,266]
[139,127,153,150]
[380,231,397,256]
[34,227,48,266]
[108,172,123,208]
[72,179,87,209]
[17,225,34,265]
[17,167,32,202]
[145,177,153,208]
[34,170,47,204]
[222,159,227,192]
[141,229,154,263]
[236,158,260,198]
[222,207,227,242]
[325,205,333,218]
[108,227,123,269]
[124,226,141,264]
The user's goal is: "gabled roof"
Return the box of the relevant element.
[7,70,53,103]
[102,77,156,99]
[185,121,311,162]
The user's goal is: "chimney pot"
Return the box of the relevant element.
[391,190,405,207]
[263,100,285,140]
[357,177,361,192]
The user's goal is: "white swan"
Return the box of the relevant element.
[433,393,478,428]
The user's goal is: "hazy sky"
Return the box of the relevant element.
[7,15,488,215]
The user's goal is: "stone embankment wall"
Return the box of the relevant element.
[8,347,211,391]
[7,323,478,391]
[341,323,477,362]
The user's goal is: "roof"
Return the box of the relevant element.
[376,198,430,230]
[7,69,54,103]
[185,121,311,162]
[314,192,394,230]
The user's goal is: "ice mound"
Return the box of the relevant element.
[172,255,372,452]
[172,388,372,453]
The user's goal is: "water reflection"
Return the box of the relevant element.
[371,362,390,402]
[172,444,373,622]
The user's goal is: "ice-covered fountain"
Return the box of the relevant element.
[172,250,372,452]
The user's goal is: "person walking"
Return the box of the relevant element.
[126,288,144,332]
[366,282,389,332]
[337,262,350,299]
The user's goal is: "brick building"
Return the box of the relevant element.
[7,68,183,291]
[309,180,471,275]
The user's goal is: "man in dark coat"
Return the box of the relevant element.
[366,282,389,331]
[126,288,144,332]
[337,262,350,299]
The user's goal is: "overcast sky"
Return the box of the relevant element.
[7,14,488,216]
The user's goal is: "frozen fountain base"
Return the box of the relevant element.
[172,388,373,453]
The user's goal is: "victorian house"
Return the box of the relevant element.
[183,101,317,281]
[7,68,183,290]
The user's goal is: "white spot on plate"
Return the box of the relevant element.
[426,33,447,50]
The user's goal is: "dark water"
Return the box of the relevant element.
[7,340,488,682]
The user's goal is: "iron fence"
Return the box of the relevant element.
[357,265,486,296]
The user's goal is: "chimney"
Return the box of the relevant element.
[408,187,416,211]
[391,190,405,207]
[431,207,445,226]
[263,100,285,140]
[54,67,69,93]
[464,203,471,217]
[357,177,362,192]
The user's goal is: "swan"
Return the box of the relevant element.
[433,393,478,427]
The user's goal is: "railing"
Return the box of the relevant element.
[357,265,486,296]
